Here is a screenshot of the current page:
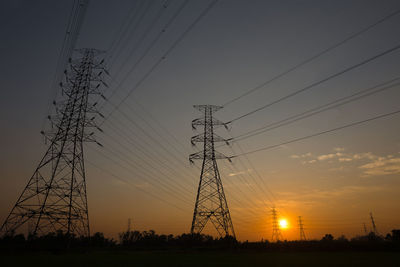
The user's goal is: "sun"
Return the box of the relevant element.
[279,219,289,229]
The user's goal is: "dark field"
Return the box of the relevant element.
[1,251,400,267]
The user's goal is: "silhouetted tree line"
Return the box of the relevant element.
[118,230,237,249]
[0,230,116,252]
[240,230,400,252]
[1,229,399,252]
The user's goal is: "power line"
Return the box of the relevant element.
[99,122,197,195]
[100,0,218,124]
[222,8,400,107]
[101,0,189,111]
[88,143,195,205]
[42,0,88,130]
[86,158,189,213]
[226,43,400,124]
[232,109,400,158]
[228,77,400,142]
[125,99,280,213]
[120,103,274,216]
[106,1,141,57]
[109,0,171,81]
[100,104,269,218]
[108,0,155,68]
[100,89,285,220]
[96,101,268,218]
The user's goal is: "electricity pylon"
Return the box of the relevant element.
[0,48,107,237]
[271,207,282,242]
[189,105,235,238]
[298,216,306,241]
[363,222,368,235]
[127,218,132,232]
[370,212,379,235]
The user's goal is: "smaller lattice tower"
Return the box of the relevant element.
[370,212,379,235]
[298,216,306,241]
[363,223,368,235]
[271,207,283,242]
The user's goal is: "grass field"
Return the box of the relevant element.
[1,250,400,267]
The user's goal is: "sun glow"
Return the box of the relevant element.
[279,219,289,229]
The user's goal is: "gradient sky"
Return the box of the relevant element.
[1,0,400,241]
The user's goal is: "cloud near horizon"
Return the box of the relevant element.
[290,148,400,177]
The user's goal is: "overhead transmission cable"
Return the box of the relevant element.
[99,0,218,125]
[86,159,189,213]
[231,109,400,158]
[101,120,197,193]
[88,144,195,204]
[112,100,276,216]
[106,1,141,59]
[222,8,400,107]
[42,0,88,130]
[96,0,294,220]
[109,0,172,83]
[126,99,282,213]
[226,77,400,143]
[108,0,155,68]
[96,107,268,216]
[95,93,271,216]
[226,42,400,124]
[101,0,189,109]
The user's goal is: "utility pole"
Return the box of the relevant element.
[0,48,107,237]
[298,216,306,241]
[271,207,283,242]
[370,212,378,235]
[127,218,131,232]
[189,105,235,238]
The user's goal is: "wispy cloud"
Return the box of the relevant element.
[338,157,353,162]
[333,147,345,152]
[278,185,387,201]
[290,152,311,159]
[228,169,252,177]
[353,152,376,160]
[317,152,343,161]
[359,157,400,176]
[290,147,400,177]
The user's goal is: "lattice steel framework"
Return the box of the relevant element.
[363,222,368,235]
[189,105,235,238]
[0,48,107,237]
[271,207,283,242]
[298,216,306,241]
[370,212,379,235]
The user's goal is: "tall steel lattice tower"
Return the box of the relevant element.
[298,216,306,241]
[0,48,107,237]
[271,207,283,242]
[189,105,235,238]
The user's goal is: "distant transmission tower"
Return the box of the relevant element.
[370,212,379,235]
[298,216,306,241]
[189,105,235,238]
[363,222,368,235]
[0,48,107,237]
[127,218,131,232]
[271,207,283,242]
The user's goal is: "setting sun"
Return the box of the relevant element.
[279,219,289,229]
